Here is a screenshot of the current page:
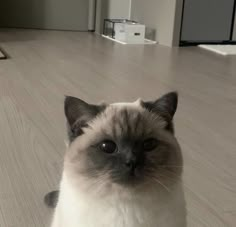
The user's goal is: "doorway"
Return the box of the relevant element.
[0,0,95,31]
[180,0,236,45]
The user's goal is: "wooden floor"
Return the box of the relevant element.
[0,29,236,227]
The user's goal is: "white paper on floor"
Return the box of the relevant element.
[199,44,236,56]
[102,35,157,45]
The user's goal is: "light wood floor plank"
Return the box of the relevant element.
[0,29,236,226]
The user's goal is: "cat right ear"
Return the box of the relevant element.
[142,92,178,133]
[64,96,105,141]
[142,92,178,121]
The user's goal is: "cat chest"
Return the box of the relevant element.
[58,193,178,227]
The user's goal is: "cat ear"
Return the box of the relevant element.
[64,96,105,140]
[142,92,178,129]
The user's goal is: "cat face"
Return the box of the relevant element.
[64,93,183,190]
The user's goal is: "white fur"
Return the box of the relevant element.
[51,174,186,227]
[111,99,141,107]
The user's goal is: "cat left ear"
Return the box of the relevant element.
[64,96,105,141]
[142,92,178,131]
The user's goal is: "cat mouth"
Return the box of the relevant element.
[110,168,145,186]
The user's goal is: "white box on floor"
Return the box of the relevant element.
[114,22,145,44]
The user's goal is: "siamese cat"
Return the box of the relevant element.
[47,92,186,227]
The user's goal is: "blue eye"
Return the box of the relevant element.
[143,138,158,151]
[99,140,117,154]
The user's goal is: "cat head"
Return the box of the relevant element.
[64,92,182,192]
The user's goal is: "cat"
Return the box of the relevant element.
[48,92,186,227]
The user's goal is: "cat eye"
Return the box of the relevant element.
[143,138,158,152]
[99,140,117,154]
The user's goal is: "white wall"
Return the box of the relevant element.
[131,0,183,46]
[96,0,183,46]
[95,0,131,33]
[107,0,131,19]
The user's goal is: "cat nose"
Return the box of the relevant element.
[125,159,137,169]
[124,150,144,172]
[125,155,138,171]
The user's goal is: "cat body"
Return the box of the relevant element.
[52,174,185,227]
[51,93,186,227]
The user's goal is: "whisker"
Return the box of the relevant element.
[147,176,171,193]
[156,165,183,167]
[145,170,180,185]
